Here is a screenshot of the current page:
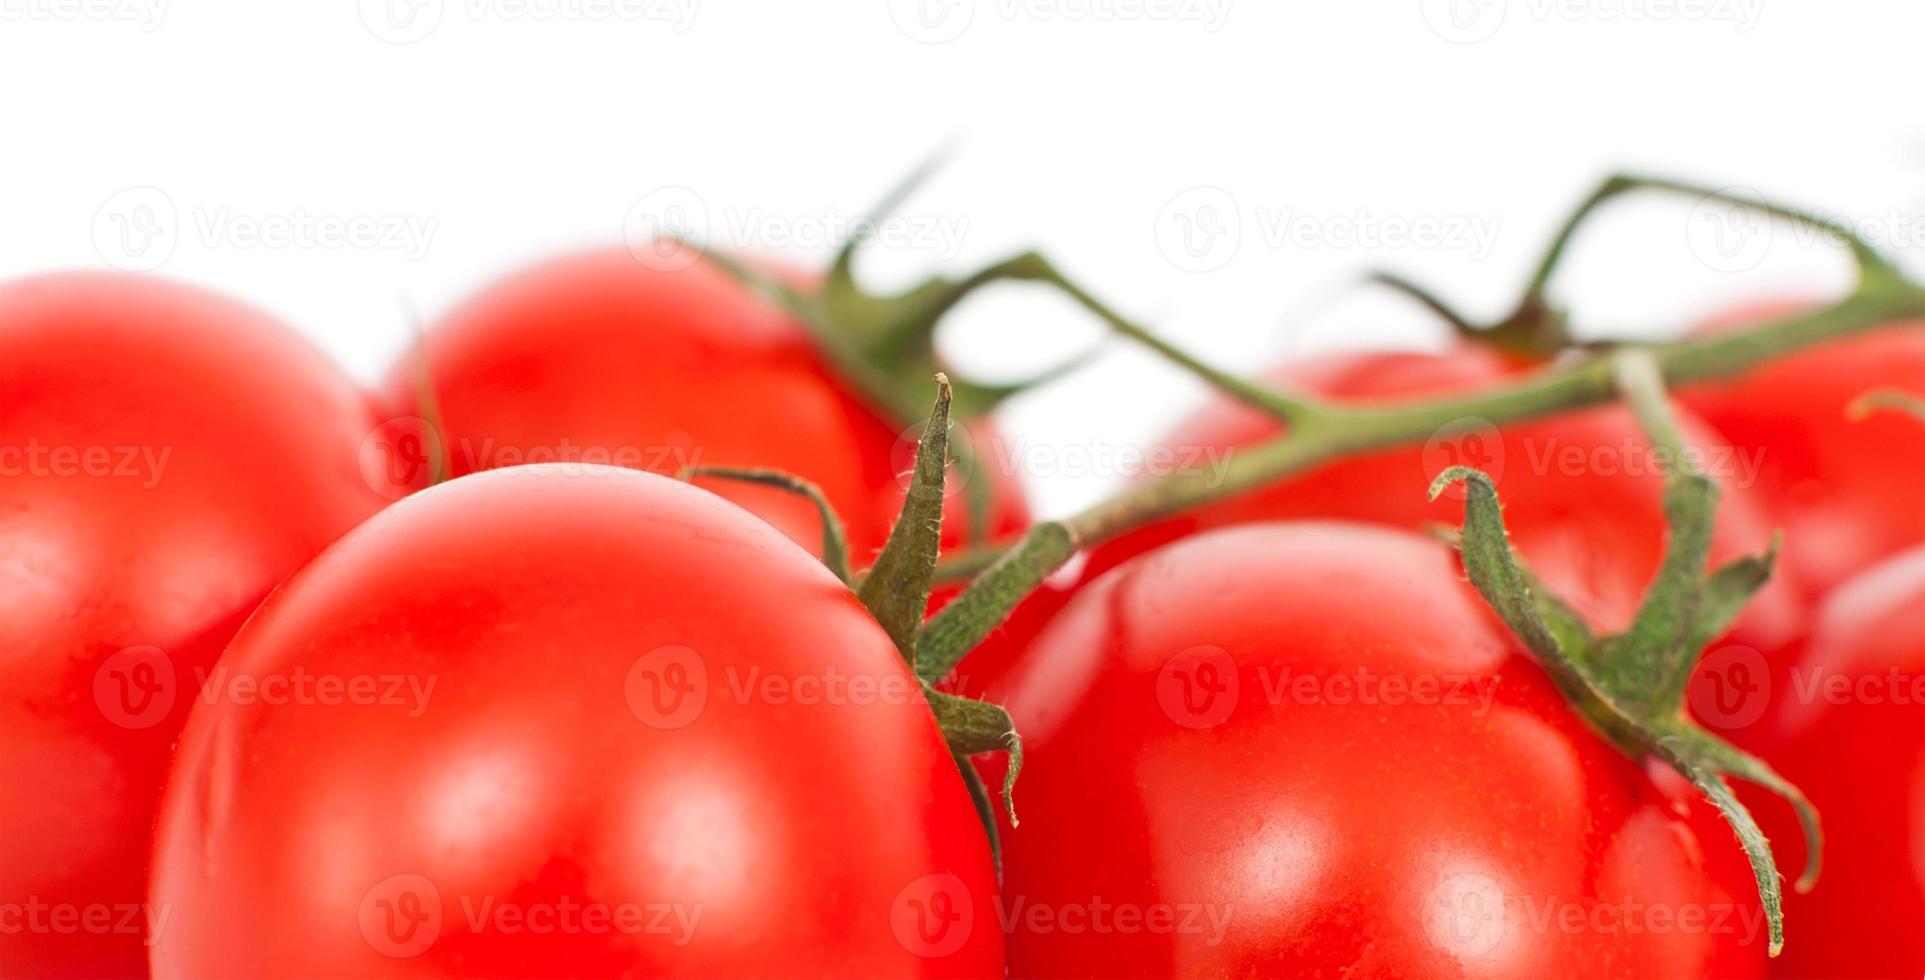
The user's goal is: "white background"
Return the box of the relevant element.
[3,0,1920,517]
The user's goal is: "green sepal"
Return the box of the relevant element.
[856,376,953,666]
[950,750,1003,877]
[924,683,1022,828]
[1431,461,1818,957]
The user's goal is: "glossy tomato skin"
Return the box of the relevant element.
[383,247,1027,567]
[0,273,386,977]
[148,466,1001,978]
[1678,303,1925,601]
[1755,546,1925,979]
[993,523,1767,978]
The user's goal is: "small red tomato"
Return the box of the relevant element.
[1678,303,1925,600]
[993,522,1767,977]
[1754,546,1925,979]
[0,273,387,977]
[382,247,1027,568]
[148,466,1001,978]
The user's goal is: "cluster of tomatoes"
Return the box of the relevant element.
[1,234,1920,978]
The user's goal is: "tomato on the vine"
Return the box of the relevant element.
[1678,303,1925,600]
[148,465,1001,978]
[381,247,1027,568]
[1749,545,1925,980]
[0,273,387,977]
[990,521,1768,977]
[960,343,1804,692]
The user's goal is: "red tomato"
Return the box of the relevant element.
[148,466,1001,978]
[962,344,1804,693]
[1753,546,1925,979]
[382,247,1027,568]
[1678,303,1925,600]
[0,273,386,977]
[992,522,1768,977]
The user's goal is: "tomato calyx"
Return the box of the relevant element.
[688,376,1023,867]
[1432,349,1822,957]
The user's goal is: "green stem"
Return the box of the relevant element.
[680,467,853,585]
[910,251,1320,424]
[1519,174,1899,307]
[916,280,1925,680]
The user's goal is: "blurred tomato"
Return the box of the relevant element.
[1678,302,1925,600]
[1754,546,1925,979]
[382,247,1026,568]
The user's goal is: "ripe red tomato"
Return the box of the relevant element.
[148,465,1001,977]
[1751,546,1925,979]
[962,343,1804,693]
[1677,303,1925,600]
[992,522,1768,977]
[382,247,1027,567]
[0,273,387,977]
